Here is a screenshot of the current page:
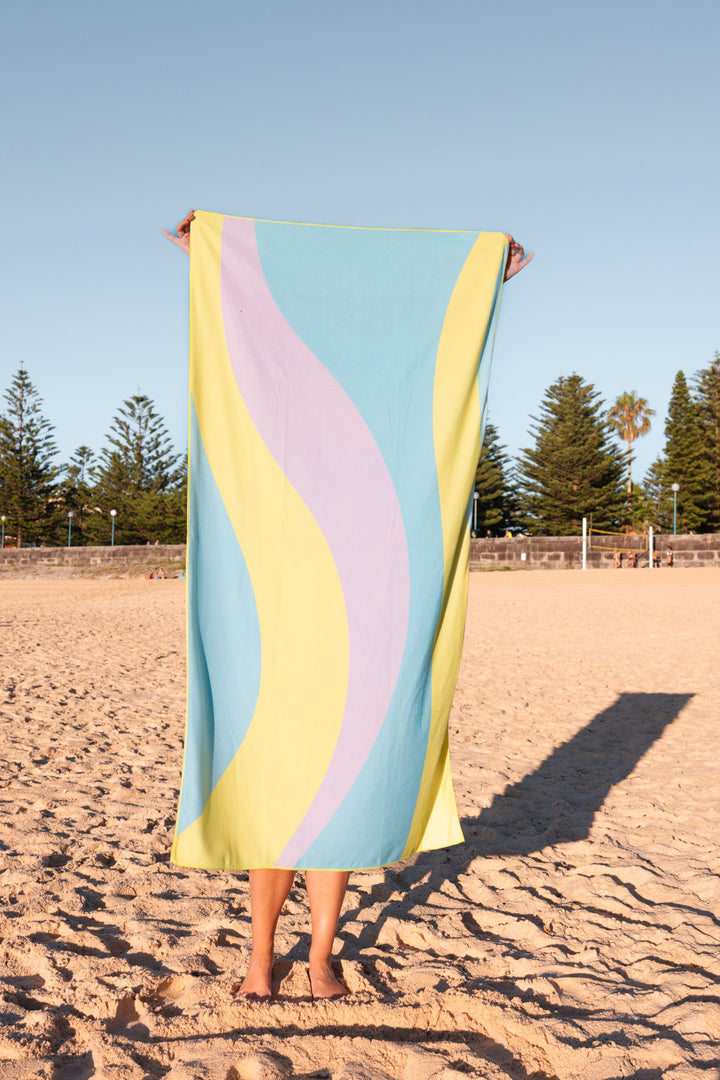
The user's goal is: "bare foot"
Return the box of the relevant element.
[308,958,349,999]
[235,953,274,1000]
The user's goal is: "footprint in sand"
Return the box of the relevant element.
[333,1061,396,1080]
[232,1052,290,1079]
[41,851,71,869]
[330,959,376,997]
[143,973,196,1016]
[376,917,444,954]
[107,992,149,1035]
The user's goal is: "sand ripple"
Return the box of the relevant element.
[0,571,718,1079]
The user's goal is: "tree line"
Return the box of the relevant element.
[474,354,720,536]
[1,356,718,547]
[0,369,186,547]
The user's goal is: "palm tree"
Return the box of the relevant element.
[608,392,655,497]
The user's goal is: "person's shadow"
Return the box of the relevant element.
[340,692,694,953]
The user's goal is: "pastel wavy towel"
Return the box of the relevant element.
[171,212,508,870]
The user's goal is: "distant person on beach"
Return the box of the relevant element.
[614,550,622,569]
[653,551,661,568]
[165,209,533,1000]
[627,550,637,569]
[667,546,674,567]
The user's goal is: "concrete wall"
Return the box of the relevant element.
[469,533,720,570]
[0,544,186,578]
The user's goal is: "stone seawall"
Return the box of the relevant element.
[0,544,186,578]
[470,533,720,570]
[1,535,718,578]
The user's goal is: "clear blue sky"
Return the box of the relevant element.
[2,0,718,481]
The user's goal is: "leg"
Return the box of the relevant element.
[237,868,295,998]
[305,869,351,998]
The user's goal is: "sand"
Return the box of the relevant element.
[0,569,718,1080]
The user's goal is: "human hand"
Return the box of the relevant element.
[504,235,533,281]
[162,210,195,255]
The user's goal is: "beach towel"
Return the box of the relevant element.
[171,212,508,870]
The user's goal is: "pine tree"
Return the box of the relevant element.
[624,481,657,533]
[89,395,183,544]
[661,371,707,533]
[694,353,720,531]
[161,451,188,543]
[135,451,188,544]
[473,422,516,535]
[516,374,625,535]
[643,456,673,531]
[61,446,97,546]
[0,368,59,547]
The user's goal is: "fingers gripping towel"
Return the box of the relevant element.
[171,212,508,870]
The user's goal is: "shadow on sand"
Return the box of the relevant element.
[340,691,694,952]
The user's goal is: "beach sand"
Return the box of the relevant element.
[0,569,718,1080]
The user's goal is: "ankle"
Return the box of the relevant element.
[308,951,333,969]
[249,947,274,965]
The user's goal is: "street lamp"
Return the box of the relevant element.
[110,509,117,546]
[1,516,5,549]
[671,483,679,535]
[67,511,73,548]
[472,491,479,534]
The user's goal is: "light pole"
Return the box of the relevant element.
[671,483,679,535]
[67,511,73,548]
[1,516,5,549]
[472,491,479,534]
[110,509,117,546]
